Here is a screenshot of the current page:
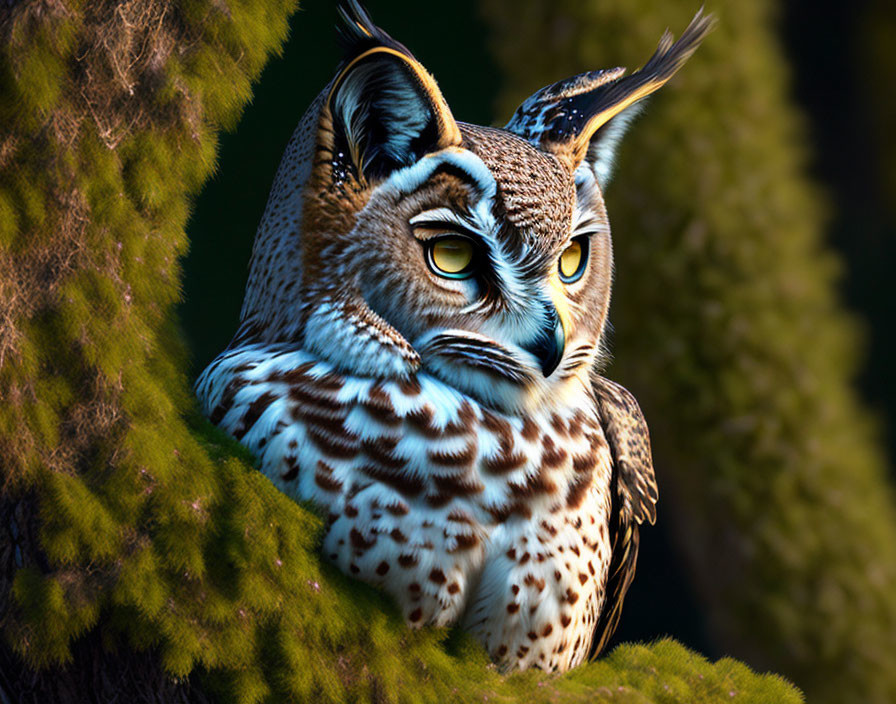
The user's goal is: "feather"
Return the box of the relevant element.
[588,375,657,657]
[505,9,715,171]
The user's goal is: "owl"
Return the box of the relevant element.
[196,1,711,673]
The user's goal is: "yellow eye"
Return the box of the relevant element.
[428,236,475,279]
[559,237,588,283]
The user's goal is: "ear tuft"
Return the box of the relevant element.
[336,0,413,63]
[504,8,714,182]
[323,2,461,186]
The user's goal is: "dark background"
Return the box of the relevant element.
[180,0,895,660]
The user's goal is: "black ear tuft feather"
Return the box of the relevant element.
[336,0,414,65]
[504,8,714,178]
[325,1,461,186]
[553,7,714,143]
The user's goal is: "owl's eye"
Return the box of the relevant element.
[426,236,475,279]
[559,236,589,283]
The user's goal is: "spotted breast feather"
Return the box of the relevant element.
[199,344,624,671]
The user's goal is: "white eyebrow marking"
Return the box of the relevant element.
[385,147,497,200]
[409,208,480,232]
[572,213,607,235]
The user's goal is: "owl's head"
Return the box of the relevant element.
[240,1,711,413]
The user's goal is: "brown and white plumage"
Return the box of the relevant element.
[196,1,709,673]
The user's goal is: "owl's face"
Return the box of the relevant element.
[241,1,705,413]
[329,126,612,411]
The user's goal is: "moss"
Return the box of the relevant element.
[0,189,18,247]
[0,0,805,701]
[0,8,76,130]
[480,1,896,702]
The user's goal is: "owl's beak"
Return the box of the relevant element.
[523,307,566,377]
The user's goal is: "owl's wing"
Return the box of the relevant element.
[589,375,657,657]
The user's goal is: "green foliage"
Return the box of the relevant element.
[0,0,803,701]
[480,1,896,703]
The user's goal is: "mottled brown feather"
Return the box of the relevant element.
[588,375,657,658]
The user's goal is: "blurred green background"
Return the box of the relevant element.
[180,0,896,701]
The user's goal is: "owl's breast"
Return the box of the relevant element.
[196,343,614,670]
